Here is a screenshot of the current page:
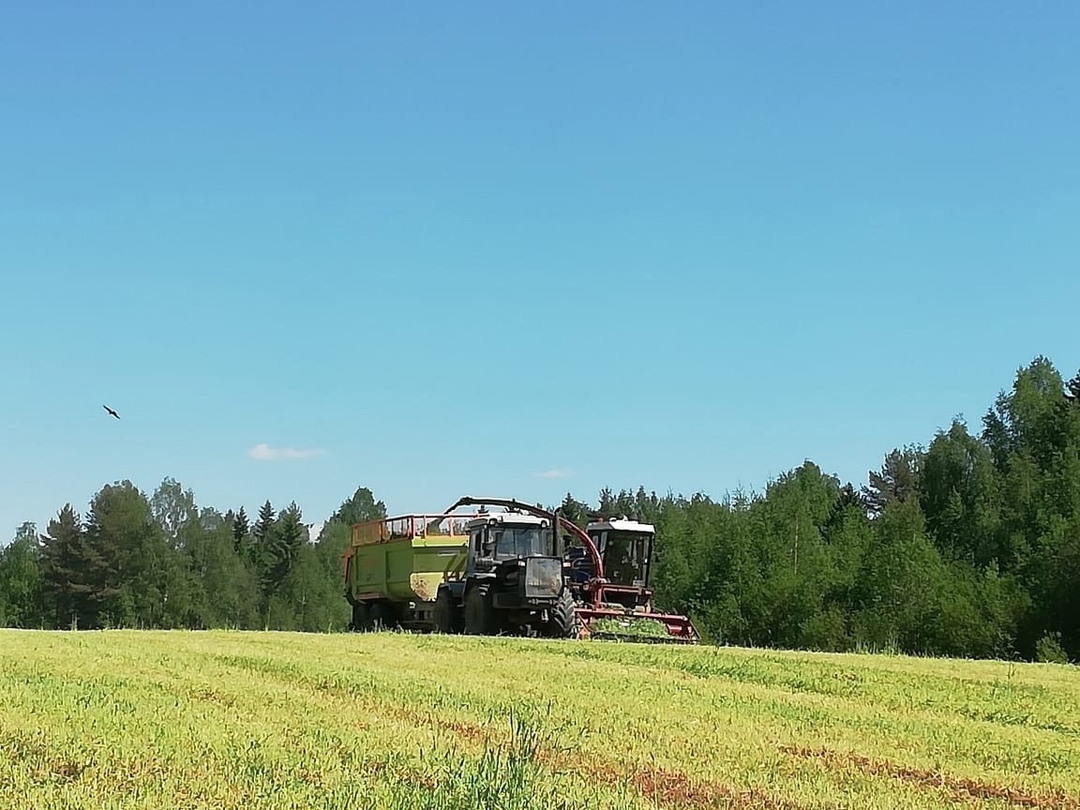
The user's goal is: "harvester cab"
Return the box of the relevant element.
[433,499,579,639]
[583,517,656,609]
[567,515,701,644]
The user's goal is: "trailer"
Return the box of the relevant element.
[341,512,479,631]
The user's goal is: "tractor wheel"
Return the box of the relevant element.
[544,588,580,639]
[433,589,458,634]
[463,584,498,636]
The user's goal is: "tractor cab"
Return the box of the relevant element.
[459,508,566,615]
[464,509,556,574]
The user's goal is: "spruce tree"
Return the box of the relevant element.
[232,506,250,556]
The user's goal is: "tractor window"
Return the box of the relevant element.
[492,527,552,559]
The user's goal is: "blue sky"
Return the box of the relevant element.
[2,2,1078,538]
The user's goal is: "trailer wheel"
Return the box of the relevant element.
[464,583,498,636]
[544,588,580,639]
[370,602,397,631]
[349,602,372,632]
[434,589,458,634]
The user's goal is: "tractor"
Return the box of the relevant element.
[431,500,579,638]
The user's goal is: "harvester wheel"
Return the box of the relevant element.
[463,583,498,636]
[544,588,580,639]
[434,589,459,634]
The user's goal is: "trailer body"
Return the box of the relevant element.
[342,513,476,630]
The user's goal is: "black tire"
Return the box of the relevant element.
[433,589,458,634]
[463,583,498,636]
[544,588,580,639]
[350,602,372,632]
[370,602,395,631]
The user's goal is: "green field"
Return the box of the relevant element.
[1,630,1078,809]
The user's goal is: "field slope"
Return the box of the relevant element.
[1,630,1078,809]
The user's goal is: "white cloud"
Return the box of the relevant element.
[535,468,573,479]
[248,443,322,462]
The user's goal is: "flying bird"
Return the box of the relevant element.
[103,405,120,419]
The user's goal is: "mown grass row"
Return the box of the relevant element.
[1,629,1078,809]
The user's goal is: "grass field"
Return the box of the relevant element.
[1,630,1079,809]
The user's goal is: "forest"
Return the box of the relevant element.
[1,355,1078,664]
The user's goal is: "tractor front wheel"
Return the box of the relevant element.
[544,588,580,639]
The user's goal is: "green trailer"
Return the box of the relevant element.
[341,512,477,631]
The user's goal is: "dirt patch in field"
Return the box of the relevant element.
[612,764,803,810]
[437,716,491,743]
[182,683,240,708]
[535,748,805,809]
[373,702,494,746]
[780,745,1080,809]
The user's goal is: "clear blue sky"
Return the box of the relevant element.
[2,2,1078,538]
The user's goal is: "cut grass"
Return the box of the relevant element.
[588,616,672,639]
[1,629,1078,808]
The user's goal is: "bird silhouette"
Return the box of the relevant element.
[103,405,120,419]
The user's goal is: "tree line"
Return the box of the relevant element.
[0,482,387,634]
[1,355,1077,663]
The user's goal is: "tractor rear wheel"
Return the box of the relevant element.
[464,583,498,636]
[544,588,580,639]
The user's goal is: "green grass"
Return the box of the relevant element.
[1,630,1079,809]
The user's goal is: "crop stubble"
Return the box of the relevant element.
[1,629,1078,809]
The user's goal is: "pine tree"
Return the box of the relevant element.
[232,506,250,556]
[39,504,118,629]
[598,487,617,517]
[84,480,173,629]
[824,483,865,536]
[862,446,924,516]
[557,493,591,528]
[252,500,275,570]
[264,503,305,597]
